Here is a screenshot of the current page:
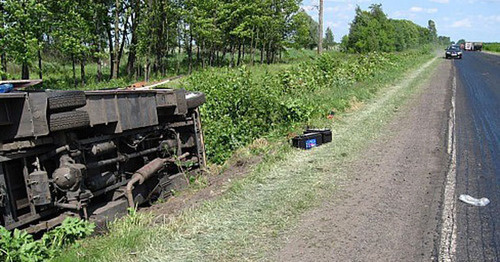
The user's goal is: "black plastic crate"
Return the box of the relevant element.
[304,128,332,143]
[292,132,323,150]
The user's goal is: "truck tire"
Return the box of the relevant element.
[47,91,86,112]
[186,92,206,109]
[49,111,90,132]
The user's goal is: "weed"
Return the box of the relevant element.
[0,217,94,262]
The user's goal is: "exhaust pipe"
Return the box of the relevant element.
[126,153,189,208]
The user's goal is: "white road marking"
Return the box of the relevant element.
[439,75,458,262]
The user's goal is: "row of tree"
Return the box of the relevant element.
[0,0,325,84]
[342,4,450,53]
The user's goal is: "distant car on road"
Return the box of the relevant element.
[445,46,462,59]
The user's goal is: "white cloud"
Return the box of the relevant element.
[430,0,449,3]
[451,18,472,28]
[478,15,500,22]
[409,6,438,13]
[410,6,424,12]
[302,5,316,12]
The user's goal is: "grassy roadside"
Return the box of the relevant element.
[53,52,442,261]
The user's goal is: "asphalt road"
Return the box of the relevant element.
[453,51,500,261]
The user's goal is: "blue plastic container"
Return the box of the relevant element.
[0,83,13,93]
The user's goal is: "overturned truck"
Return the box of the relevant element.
[0,82,206,233]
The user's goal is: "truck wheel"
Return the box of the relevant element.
[47,91,86,112]
[186,92,206,109]
[49,111,90,132]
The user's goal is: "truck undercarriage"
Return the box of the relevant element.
[0,84,206,233]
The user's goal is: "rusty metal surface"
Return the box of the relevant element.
[0,80,42,88]
[0,92,49,140]
[81,92,158,133]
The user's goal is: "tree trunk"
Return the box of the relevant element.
[201,41,205,68]
[80,56,86,86]
[242,43,245,62]
[37,49,43,79]
[108,24,115,80]
[188,29,193,73]
[260,43,264,65]
[222,47,227,66]
[127,0,139,77]
[196,45,200,67]
[250,28,255,65]
[178,22,182,55]
[230,44,236,68]
[251,30,258,66]
[21,63,29,80]
[237,42,242,66]
[97,57,102,82]
[267,40,272,64]
[0,17,6,80]
[1,53,7,80]
[113,0,120,79]
[118,13,129,75]
[144,57,149,82]
[72,54,77,87]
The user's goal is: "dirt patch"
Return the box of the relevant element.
[275,61,453,261]
[144,151,263,219]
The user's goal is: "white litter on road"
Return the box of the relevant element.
[459,194,490,207]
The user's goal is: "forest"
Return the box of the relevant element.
[0,1,448,89]
[342,4,450,53]
[0,0,329,86]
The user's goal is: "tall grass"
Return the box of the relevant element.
[4,49,319,90]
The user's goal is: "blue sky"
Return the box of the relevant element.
[300,0,500,43]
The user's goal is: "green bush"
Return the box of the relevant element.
[484,43,500,52]
[0,217,94,262]
[182,48,432,164]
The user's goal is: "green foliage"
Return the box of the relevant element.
[0,0,307,84]
[1,0,49,78]
[428,20,437,43]
[290,10,319,49]
[0,217,94,262]
[484,43,500,53]
[344,4,445,53]
[323,27,335,50]
[182,47,432,164]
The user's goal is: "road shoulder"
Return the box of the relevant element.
[276,59,453,261]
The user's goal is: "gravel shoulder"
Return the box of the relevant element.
[276,59,453,261]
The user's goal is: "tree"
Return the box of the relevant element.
[428,20,437,43]
[345,5,432,53]
[3,0,49,79]
[0,0,307,83]
[290,10,318,49]
[323,27,334,50]
[0,2,8,80]
[47,0,94,86]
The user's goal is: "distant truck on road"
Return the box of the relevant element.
[473,42,483,51]
[465,42,482,51]
[465,42,473,51]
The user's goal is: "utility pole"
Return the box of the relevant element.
[318,0,324,54]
